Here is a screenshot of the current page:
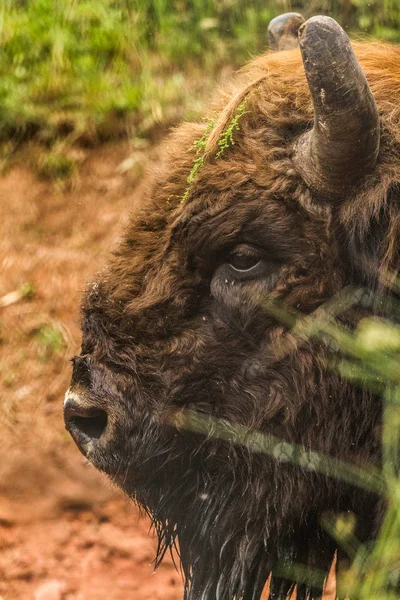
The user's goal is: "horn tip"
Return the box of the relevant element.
[268,12,305,51]
[295,14,380,199]
[298,15,346,42]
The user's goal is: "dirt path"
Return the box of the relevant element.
[0,495,182,600]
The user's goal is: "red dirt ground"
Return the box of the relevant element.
[0,142,336,600]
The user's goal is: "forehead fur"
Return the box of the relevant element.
[85,41,400,317]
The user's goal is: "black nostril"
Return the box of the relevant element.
[64,400,108,446]
[71,411,108,440]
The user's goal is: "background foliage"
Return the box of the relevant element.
[1,0,400,158]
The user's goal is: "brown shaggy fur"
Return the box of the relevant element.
[69,42,400,599]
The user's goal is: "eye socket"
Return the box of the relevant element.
[210,244,282,296]
[228,246,261,272]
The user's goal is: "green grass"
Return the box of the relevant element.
[36,150,76,181]
[0,0,272,150]
[1,0,400,168]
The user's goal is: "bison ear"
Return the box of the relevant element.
[268,13,305,51]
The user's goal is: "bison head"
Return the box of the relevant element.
[64,14,399,600]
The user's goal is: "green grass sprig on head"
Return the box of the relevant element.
[181,115,216,203]
[215,92,253,159]
[181,88,259,203]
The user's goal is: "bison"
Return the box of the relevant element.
[64,13,399,600]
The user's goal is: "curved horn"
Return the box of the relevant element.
[293,16,380,199]
[268,13,305,51]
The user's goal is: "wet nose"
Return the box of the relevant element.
[64,394,108,454]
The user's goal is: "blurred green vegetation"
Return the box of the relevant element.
[1,0,400,163]
[33,323,66,362]
[176,283,400,600]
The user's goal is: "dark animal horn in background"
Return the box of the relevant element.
[294,16,380,199]
[268,13,305,50]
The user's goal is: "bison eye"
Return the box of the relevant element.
[228,246,261,272]
[211,244,281,299]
